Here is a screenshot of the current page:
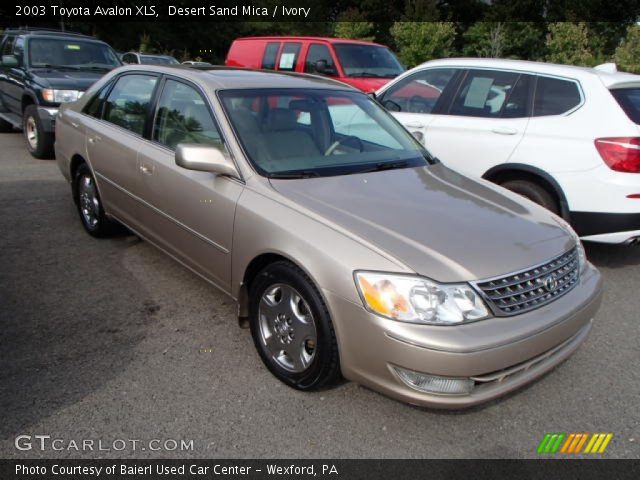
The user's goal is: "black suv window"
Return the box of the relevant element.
[304,44,336,75]
[450,69,529,118]
[1,36,16,57]
[103,75,158,135]
[381,68,456,114]
[261,42,280,70]
[277,43,301,72]
[533,77,581,116]
[153,79,223,150]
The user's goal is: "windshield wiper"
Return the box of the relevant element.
[354,160,410,174]
[349,72,382,78]
[268,170,320,179]
[78,65,112,72]
[33,64,81,70]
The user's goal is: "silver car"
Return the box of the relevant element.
[55,65,603,408]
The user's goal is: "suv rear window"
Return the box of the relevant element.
[533,76,581,116]
[610,88,640,124]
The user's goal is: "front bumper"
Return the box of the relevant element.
[37,106,58,133]
[325,264,603,409]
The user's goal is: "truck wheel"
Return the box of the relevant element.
[23,104,54,159]
[500,179,560,215]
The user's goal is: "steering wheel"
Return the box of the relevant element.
[324,135,364,156]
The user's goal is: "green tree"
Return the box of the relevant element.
[546,22,594,66]
[334,8,375,41]
[390,22,457,67]
[615,24,640,74]
[462,22,506,58]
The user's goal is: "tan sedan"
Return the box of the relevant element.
[55,65,603,408]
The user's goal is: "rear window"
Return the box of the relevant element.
[610,88,640,124]
[533,76,582,116]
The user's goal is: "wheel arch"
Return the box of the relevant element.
[21,92,37,112]
[236,251,324,328]
[482,163,570,220]
[70,154,88,204]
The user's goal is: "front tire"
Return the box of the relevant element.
[500,179,560,215]
[23,104,54,159]
[74,164,118,237]
[249,261,341,390]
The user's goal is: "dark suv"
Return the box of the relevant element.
[0,29,121,158]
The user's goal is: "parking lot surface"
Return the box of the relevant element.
[0,132,638,459]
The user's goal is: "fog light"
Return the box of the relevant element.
[393,366,474,395]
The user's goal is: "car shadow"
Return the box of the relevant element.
[584,242,640,269]
[0,179,154,440]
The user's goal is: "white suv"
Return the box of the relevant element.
[376,58,640,244]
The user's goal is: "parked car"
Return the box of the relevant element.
[182,60,212,67]
[225,36,404,92]
[0,28,121,158]
[122,52,179,65]
[55,65,602,408]
[376,58,640,245]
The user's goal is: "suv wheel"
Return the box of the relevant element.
[23,104,54,159]
[500,179,560,215]
[74,164,118,237]
[249,261,341,390]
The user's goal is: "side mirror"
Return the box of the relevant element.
[382,99,401,112]
[175,144,239,178]
[2,55,18,67]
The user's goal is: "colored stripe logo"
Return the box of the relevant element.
[537,433,613,454]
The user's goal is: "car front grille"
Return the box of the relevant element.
[474,248,579,316]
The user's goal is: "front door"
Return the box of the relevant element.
[135,78,243,291]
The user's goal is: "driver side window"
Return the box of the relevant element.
[381,68,456,114]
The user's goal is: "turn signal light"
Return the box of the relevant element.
[595,137,640,173]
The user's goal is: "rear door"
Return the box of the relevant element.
[275,42,302,73]
[135,77,243,290]
[425,68,533,177]
[85,73,159,228]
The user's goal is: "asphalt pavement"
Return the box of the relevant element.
[0,132,638,459]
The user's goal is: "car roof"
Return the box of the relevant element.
[233,36,386,47]
[115,64,357,91]
[416,57,640,89]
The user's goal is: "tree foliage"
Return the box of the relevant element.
[615,24,640,74]
[546,22,594,66]
[334,8,375,41]
[390,22,456,67]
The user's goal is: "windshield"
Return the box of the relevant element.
[333,44,404,79]
[141,56,179,65]
[29,38,120,70]
[219,88,430,178]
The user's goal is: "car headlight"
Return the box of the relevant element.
[355,272,490,325]
[42,89,83,103]
[552,216,587,272]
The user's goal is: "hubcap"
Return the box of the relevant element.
[258,284,317,373]
[78,175,100,229]
[25,116,38,150]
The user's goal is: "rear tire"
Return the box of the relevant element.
[74,163,118,237]
[249,261,341,391]
[23,104,54,159]
[500,179,560,214]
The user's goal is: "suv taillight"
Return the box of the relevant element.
[595,137,640,173]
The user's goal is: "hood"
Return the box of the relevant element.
[340,77,392,93]
[270,164,574,282]
[30,69,107,90]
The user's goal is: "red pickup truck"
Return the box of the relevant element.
[225,36,405,92]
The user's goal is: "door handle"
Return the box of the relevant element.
[405,123,425,129]
[491,126,518,135]
[88,135,102,144]
[139,164,154,175]
[70,121,80,128]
